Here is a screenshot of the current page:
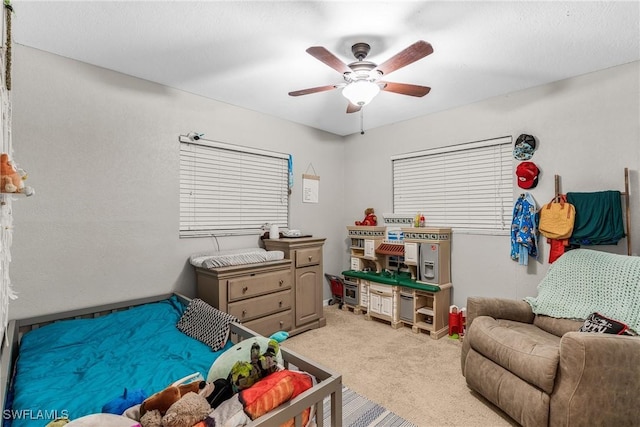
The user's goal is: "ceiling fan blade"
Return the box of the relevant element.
[288,84,338,97]
[380,82,431,97]
[375,40,434,76]
[306,46,351,74]
[346,103,361,114]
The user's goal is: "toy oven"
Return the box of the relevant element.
[343,277,359,306]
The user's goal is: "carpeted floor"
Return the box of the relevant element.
[284,305,517,427]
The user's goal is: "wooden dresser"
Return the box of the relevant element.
[264,237,326,335]
[195,259,294,337]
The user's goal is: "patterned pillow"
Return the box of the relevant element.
[578,312,628,335]
[177,298,238,351]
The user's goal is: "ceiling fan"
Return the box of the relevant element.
[289,40,433,113]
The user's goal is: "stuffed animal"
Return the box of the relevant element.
[161,392,211,427]
[0,153,33,196]
[207,336,285,384]
[139,381,207,417]
[1,153,22,193]
[229,340,279,392]
[355,208,377,226]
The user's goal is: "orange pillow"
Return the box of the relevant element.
[240,370,312,425]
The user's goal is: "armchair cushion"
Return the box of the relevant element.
[467,316,560,394]
[533,315,583,336]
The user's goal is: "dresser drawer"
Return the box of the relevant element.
[243,309,293,336]
[228,269,292,301]
[295,247,322,268]
[228,289,292,322]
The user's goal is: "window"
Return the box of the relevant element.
[392,136,513,234]
[179,135,289,237]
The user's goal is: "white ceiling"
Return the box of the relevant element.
[12,1,640,136]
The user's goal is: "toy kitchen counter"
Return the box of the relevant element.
[342,269,442,292]
[341,269,452,339]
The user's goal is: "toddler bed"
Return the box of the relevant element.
[0,293,342,427]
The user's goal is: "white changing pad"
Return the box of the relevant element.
[190,247,285,268]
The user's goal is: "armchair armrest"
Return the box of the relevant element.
[466,296,534,329]
[550,332,640,426]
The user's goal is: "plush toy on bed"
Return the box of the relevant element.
[139,378,216,427]
[229,339,280,393]
[140,391,211,427]
[140,379,212,417]
[355,207,377,226]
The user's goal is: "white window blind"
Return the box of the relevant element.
[179,136,289,237]
[392,136,513,234]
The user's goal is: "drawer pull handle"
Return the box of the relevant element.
[242,310,247,317]
[242,286,248,293]
[279,279,284,286]
[308,256,312,261]
[279,301,283,307]
[279,321,284,327]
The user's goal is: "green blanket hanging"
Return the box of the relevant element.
[566,190,625,245]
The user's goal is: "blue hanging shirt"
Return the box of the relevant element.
[511,193,539,265]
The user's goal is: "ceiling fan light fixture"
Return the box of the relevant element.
[342,80,380,106]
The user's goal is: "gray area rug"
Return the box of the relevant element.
[324,385,417,427]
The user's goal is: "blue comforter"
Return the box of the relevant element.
[7,296,230,426]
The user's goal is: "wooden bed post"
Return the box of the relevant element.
[624,167,631,256]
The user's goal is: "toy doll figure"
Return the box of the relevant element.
[355,208,377,226]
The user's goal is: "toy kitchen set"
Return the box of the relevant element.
[342,214,452,339]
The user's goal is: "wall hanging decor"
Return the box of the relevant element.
[302,163,319,204]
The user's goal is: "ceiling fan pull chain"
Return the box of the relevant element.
[360,109,365,135]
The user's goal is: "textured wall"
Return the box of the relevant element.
[9,45,346,319]
[6,44,639,319]
[343,61,640,308]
